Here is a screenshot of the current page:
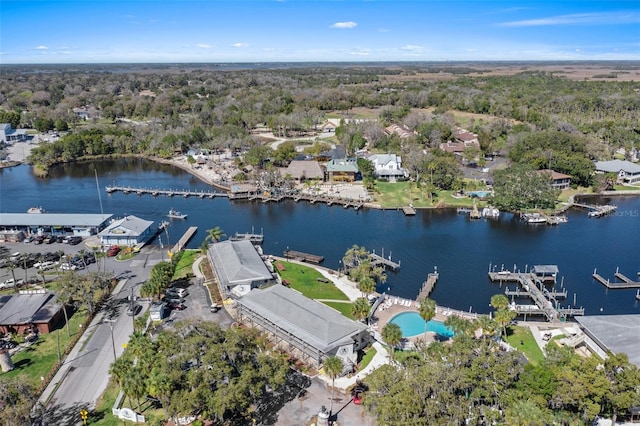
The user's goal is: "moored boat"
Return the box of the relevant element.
[167,208,187,219]
[521,212,547,224]
[27,207,45,214]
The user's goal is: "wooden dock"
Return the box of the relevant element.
[505,287,567,299]
[402,206,416,216]
[283,250,324,264]
[106,185,226,199]
[170,226,198,254]
[369,250,400,270]
[592,268,640,289]
[488,270,584,321]
[572,202,618,217]
[417,271,439,302]
[229,228,264,244]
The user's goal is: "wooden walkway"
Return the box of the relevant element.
[416,272,439,302]
[170,226,198,254]
[593,268,640,289]
[106,185,227,199]
[488,271,584,321]
[369,250,400,270]
[283,250,324,264]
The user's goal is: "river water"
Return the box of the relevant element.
[1,159,639,316]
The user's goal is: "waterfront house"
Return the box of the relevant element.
[236,284,370,370]
[206,240,274,298]
[0,123,28,144]
[324,158,359,182]
[594,159,640,184]
[366,153,408,181]
[537,169,572,190]
[98,215,154,248]
[284,160,324,182]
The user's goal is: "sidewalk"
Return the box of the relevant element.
[317,341,390,391]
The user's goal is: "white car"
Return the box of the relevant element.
[59,263,77,271]
[0,278,23,289]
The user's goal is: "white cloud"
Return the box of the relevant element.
[499,12,640,27]
[196,43,213,49]
[349,49,371,56]
[378,28,390,33]
[330,21,357,29]
[231,42,249,48]
[34,45,48,50]
[400,44,423,52]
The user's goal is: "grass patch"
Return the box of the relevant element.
[322,301,355,319]
[505,326,545,365]
[358,346,377,372]
[173,249,199,279]
[92,380,167,425]
[275,261,348,301]
[5,308,89,388]
[373,181,489,209]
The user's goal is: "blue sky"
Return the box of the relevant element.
[1,0,638,63]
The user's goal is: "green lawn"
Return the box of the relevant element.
[173,249,199,279]
[505,326,545,365]
[5,308,89,388]
[358,346,377,372]
[373,181,489,209]
[275,261,349,300]
[322,301,355,319]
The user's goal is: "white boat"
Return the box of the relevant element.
[522,213,547,224]
[482,207,500,218]
[27,207,45,214]
[167,208,187,219]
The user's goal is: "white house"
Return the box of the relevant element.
[0,123,28,144]
[98,215,155,248]
[594,159,640,184]
[366,153,408,181]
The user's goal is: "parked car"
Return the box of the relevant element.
[68,236,82,245]
[107,245,120,257]
[166,288,188,298]
[33,236,44,245]
[59,263,77,271]
[167,302,186,311]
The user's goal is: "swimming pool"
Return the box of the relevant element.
[467,191,490,198]
[389,311,454,339]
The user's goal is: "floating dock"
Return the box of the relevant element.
[229,228,264,244]
[283,250,324,264]
[416,271,439,302]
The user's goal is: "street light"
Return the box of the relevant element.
[104,319,117,362]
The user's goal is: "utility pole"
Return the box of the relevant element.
[104,319,117,362]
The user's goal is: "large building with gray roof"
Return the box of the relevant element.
[575,315,640,368]
[98,215,154,248]
[0,213,113,240]
[206,240,274,298]
[236,284,370,369]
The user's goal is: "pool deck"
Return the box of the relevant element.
[371,296,479,345]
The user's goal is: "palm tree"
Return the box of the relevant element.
[418,298,436,338]
[381,323,403,362]
[323,355,343,419]
[205,226,226,244]
[444,314,472,337]
[351,297,371,324]
[490,294,509,311]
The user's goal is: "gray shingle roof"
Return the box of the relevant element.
[0,292,57,325]
[208,240,272,287]
[594,159,640,174]
[238,285,368,353]
[98,215,153,237]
